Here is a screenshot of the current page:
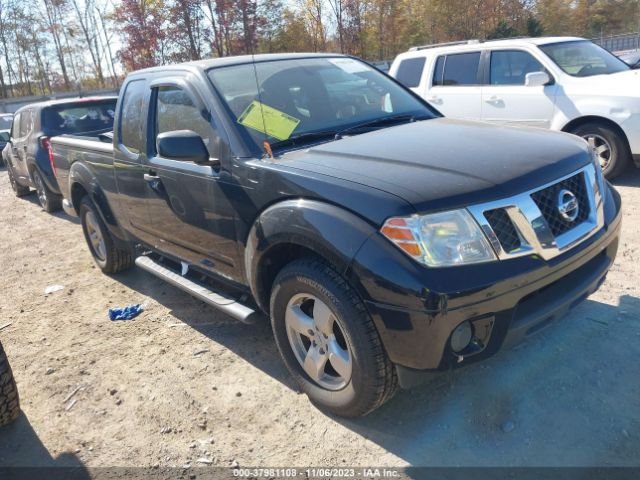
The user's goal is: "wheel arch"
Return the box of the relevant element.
[244,199,378,312]
[69,162,128,243]
[561,115,631,154]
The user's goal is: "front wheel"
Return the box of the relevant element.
[79,196,133,273]
[0,341,20,427]
[570,122,631,180]
[32,169,62,213]
[270,258,397,417]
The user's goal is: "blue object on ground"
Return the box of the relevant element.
[108,304,144,321]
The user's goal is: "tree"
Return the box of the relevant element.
[526,16,544,36]
[487,20,519,39]
[115,0,168,70]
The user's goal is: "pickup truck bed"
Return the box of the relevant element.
[51,133,114,217]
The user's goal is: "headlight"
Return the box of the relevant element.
[381,209,497,267]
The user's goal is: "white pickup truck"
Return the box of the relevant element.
[390,36,640,179]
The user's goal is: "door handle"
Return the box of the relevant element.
[485,96,503,104]
[427,96,443,105]
[143,173,160,182]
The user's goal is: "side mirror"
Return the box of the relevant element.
[525,71,551,87]
[156,130,210,164]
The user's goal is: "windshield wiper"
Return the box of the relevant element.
[336,114,429,138]
[269,130,339,150]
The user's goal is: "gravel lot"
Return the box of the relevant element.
[0,164,639,470]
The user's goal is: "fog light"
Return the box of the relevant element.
[451,321,473,353]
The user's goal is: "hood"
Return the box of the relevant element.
[571,68,640,93]
[278,118,591,213]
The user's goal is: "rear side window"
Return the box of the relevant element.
[18,110,33,137]
[155,86,213,156]
[490,50,545,85]
[43,101,116,135]
[433,52,481,86]
[395,58,426,88]
[11,113,20,138]
[119,79,146,154]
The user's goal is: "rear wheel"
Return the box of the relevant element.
[570,122,631,179]
[79,196,133,273]
[270,257,398,417]
[32,169,62,213]
[0,341,20,427]
[7,167,30,197]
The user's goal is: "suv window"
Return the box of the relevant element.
[395,58,426,88]
[490,50,545,85]
[433,52,481,86]
[11,112,20,138]
[155,86,213,156]
[119,79,146,154]
[18,110,32,138]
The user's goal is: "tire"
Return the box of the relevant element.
[270,257,398,417]
[32,169,62,213]
[0,341,20,427]
[570,122,631,180]
[7,166,30,197]
[79,196,133,274]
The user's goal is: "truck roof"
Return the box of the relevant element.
[128,53,349,77]
[399,36,586,59]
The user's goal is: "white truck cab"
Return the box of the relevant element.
[390,36,640,178]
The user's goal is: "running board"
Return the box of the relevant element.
[135,256,257,324]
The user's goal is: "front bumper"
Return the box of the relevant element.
[345,185,622,379]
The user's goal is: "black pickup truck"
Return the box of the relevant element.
[50,53,621,417]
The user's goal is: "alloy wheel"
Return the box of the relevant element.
[33,173,47,209]
[85,210,107,261]
[285,293,353,390]
[583,133,612,170]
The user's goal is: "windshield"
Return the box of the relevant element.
[207,57,436,154]
[43,100,117,135]
[540,40,630,77]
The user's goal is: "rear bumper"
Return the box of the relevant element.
[346,185,622,375]
[621,113,640,157]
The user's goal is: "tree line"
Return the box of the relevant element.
[0,0,638,99]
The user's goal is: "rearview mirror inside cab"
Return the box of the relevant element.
[156,130,210,164]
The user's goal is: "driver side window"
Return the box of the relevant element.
[490,50,545,86]
[155,86,214,157]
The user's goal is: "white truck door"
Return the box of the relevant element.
[481,49,557,128]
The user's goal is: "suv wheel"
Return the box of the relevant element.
[571,122,630,179]
[7,167,30,197]
[270,257,397,417]
[0,341,20,427]
[79,196,133,273]
[32,170,62,212]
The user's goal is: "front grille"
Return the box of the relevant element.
[530,172,590,237]
[484,208,521,253]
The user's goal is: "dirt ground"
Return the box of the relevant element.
[0,164,638,470]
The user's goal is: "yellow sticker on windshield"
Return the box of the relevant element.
[237,100,300,141]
